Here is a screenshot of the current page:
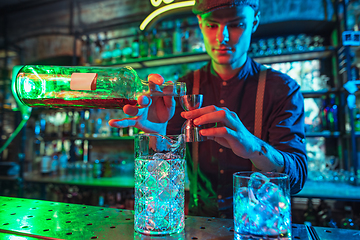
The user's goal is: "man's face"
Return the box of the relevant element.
[198,6,260,67]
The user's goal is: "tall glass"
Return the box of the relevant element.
[134,133,186,235]
[233,172,291,240]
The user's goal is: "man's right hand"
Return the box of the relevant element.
[108,74,176,135]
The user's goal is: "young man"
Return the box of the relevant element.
[109,0,307,218]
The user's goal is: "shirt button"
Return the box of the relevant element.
[218,195,222,199]
[220,99,225,104]
[222,82,227,86]
[219,148,223,153]
[220,170,224,174]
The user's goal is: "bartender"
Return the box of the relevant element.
[109,0,307,218]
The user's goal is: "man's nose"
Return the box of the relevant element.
[217,25,229,44]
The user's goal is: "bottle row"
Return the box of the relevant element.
[303,199,360,230]
[249,34,326,57]
[34,138,134,178]
[319,94,339,132]
[0,180,135,209]
[81,14,328,66]
[34,109,141,139]
[81,18,205,65]
[304,94,339,133]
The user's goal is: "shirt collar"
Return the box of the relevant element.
[208,57,253,83]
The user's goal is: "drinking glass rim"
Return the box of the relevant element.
[135,133,184,138]
[233,171,289,180]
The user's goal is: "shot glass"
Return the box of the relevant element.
[134,133,186,235]
[233,172,291,239]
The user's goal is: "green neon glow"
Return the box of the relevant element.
[140,0,195,31]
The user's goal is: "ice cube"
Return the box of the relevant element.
[157,204,170,217]
[155,217,170,230]
[159,189,171,201]
[146,175,157,188]
[158,176,170,188]
[234,187,251,213]
[248,172,270,193]
[256,182,290,213]
[147,160,159,172]
[145,218,155,230]
[146,203,156,216]
[247,203,277,235]
[157,160,170,173]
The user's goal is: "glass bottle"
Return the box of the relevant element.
[13,65,186,109]
[328,94,338,132]
[172,19,182,54]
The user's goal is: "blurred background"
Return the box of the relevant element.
[1,0,360,229]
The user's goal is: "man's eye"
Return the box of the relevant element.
[230,22,245,28]
[206,24,217,28]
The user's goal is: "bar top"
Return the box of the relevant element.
[1,197,359,239]
[0,196,315,240]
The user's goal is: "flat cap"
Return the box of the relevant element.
[192,0,259,15]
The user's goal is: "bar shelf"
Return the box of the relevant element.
[91,48,335,69]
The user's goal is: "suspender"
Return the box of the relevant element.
[192,67,267,173]
[192,69,201,205]
[253,66,268,170]
[254,66,268,139]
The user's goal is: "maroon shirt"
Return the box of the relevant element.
[167,57,307,218]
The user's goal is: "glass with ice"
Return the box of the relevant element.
[134,133,186,235]
[233,172,291,239]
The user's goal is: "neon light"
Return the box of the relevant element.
[140,1,195,31]
[151,0,174,7]
[151,0,163,7]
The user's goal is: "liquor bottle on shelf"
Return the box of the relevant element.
[63,111,72,137]
[340,206,357,229]
[100,111,111,137]
[149,28,158,57]
[93,34,103,65]
[163,31,173,55]
[100,42,112,64]
[131,31,140,59]
[182,20,190,53]
[319,95,329,131]
[77,111,86,137]
[156,32,165,57]
[13,65,185,110]
[304,199,318,226]
[59,141,69,177]
[86,109,96,137]
[327,94,339,132]
[172,19,182,54]
[139,31,150,58]
[121,40,133,61]
[87,36,95,65]
[111,42,122,64]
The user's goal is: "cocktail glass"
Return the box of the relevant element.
[233,172,291,240]
[134,133,186,235]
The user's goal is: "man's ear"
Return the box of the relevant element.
[252,11,260,33]
[197,15,203,30]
